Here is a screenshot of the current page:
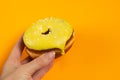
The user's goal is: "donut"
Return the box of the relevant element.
[23,17,74,58]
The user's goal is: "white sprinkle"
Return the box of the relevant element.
[54,36,57,39]
[37,25,43,30]
[34,31,38,34]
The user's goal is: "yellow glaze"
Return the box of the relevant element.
[23,17,73,54]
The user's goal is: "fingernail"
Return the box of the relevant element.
[46,51,55,59]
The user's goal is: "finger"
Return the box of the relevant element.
[7,36,24,65]
[1,36,24,78]
[21,51,55,75]
[33,60,54,80]
[21,56,32,64]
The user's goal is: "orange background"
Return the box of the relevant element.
[0,0,120,80]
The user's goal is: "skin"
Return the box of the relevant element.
[0,36,55,80]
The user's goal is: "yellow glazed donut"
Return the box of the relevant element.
[23,17,74,58]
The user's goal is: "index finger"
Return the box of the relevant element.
[21,51,55,75]
[7,35,24,64]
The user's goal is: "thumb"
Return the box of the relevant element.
[21,51,55,75]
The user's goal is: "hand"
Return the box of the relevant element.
[0,37,55,80]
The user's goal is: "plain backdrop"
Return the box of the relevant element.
[0,0,120,80]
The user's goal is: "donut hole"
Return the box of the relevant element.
[42,29,50,35]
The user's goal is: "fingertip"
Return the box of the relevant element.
[44,51,55,59]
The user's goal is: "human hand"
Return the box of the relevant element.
[0,37,55,80]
